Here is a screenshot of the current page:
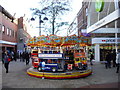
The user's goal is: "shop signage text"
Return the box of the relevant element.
[38,53,63,59]
[92,38,120,44]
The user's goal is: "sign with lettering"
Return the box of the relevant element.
[92,38,120,44]
[38,53,63,59]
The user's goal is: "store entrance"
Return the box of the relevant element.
[100,44,115,61]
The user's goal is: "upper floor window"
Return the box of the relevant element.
[2,25,5,34]
[86,8,88,16]
[9,29,12,36]
[14,31,16,37]
[7,28,9,35]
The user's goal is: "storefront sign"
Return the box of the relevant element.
[92,38,120,44]
[91,28,120,33]
[95,0,104,12]
[87,9,120,33]
[38,53,63,59]
[0,40,17,45]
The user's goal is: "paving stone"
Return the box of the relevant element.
[1,60,119,88]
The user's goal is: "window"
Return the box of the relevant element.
[11,30,14,37]
[2,25,5,33]
[7,28,9,35]
[14,31,16,37]
[10,29,12,36]
[86,8,88,16]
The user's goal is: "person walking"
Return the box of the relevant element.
[2,51,5,64]
[105,52,111,69]
[116,50,120,73]
[112,50,116,67]
[13,51,17,61]
[22,52,25,62]
[10,51,14,61]
[20,52,22,62]
[25,52,30,65]
[3,51,11,73]
[90,53,94,65]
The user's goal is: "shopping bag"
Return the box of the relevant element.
[8,58,11,62]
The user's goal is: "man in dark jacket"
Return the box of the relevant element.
[105,52,111,69]
[25,52,30,65]
[90,53,94,65]
[111,50,116,67]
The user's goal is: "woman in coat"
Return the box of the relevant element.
[3,51,11,73]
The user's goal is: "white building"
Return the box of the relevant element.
[87,0,120,62]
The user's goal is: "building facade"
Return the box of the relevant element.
[0,5,31,61]
[87,0,120,62]
[17,17,31,53]
[0,5,18,53]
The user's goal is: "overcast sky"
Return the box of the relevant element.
[0,0,83,37]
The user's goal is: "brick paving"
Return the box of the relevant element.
[81,82,119,88]
[0,61,2,90]
[1,60,119,88]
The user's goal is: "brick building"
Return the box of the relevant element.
[0,5,31,60]
[0,5,18,53]
[17,17,31,53]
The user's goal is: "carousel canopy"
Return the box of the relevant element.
[26,34,88,47]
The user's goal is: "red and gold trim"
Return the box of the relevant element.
[27,68,92,79]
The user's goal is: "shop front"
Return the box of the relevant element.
[92,38,120,62]
[0,40,17,53]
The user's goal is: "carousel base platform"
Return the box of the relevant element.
[27,67,92,79]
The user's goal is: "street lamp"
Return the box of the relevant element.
[31,15,48,36]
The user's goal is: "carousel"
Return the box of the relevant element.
[26,34,92,79]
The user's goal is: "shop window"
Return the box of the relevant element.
[12,30,14,37]
[2,25,5,34]
[7,28,9,35]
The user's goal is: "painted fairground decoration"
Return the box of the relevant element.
[27,34,88,47]
[26,34,92,79]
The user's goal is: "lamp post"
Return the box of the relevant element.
[31,15,48,36]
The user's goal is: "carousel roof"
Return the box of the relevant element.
[26,34,88,47]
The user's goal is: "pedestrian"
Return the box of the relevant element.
[11,51,14,61]
[22,52,25,62]
[13,51,17,61]
[112,50,116,67]
[116,50,120,73]
[17,51,20,59]
[25,52,30,65]
[105,52,111,69]
[3,50,11,73]
[2,51,5,64]
[20,52,22,62]
[90,53,94,65]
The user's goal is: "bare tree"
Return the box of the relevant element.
[31,0,71,35]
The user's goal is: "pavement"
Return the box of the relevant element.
[0,61,2,90]
[1,59,120,89]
